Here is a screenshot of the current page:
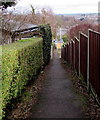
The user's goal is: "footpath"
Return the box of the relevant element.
[29,50,86,118]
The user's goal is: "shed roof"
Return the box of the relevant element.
[2,19,38,31]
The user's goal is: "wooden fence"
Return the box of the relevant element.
[61,29,100,101]
[89,29,100,98]
[79,32,88,84]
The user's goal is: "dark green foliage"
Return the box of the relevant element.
[1,38,43,118]
[40,24,52,66]
[62,35,68,43]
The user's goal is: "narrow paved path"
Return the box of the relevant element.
[30,50,86,118]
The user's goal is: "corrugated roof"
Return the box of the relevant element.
[2,19,38,31]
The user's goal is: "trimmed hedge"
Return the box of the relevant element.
[1,24,52,119]
[1,38,43,117]
[40,24,52,66]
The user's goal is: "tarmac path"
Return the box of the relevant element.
[30,50,86,118]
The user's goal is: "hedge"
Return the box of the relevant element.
[1,38,43,118]
[40,24,52,66]
[1,24,52,119]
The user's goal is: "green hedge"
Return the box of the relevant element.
[40,24,52,66]
[1,38,43,118]
[1,24,52,119]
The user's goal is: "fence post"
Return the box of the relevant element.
[71,40,75,70]
[87,30,90,91]
[67,43,70,63]
[79,32,81,76]
[73,40,75,70]
[74,37,79,75]
[70,41,73,66]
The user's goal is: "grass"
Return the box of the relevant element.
[17,38,37,42]
[2,37,42,54]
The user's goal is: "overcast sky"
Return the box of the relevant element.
[8,0,100,14]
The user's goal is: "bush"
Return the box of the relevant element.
[1,38,43,118]
[40,24,52,66]
[62,35,68,43]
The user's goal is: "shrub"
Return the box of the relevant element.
[1,38,43,118]
[40,24,52,66]
[62,35,68,43]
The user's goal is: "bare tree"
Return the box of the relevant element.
[0,0,17,10]
[1,9,32,44]
[0,0,21,44]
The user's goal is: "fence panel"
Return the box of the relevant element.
[66,45,68,61]
[64,46,67,61]
[61,47,64,60]
[61,48,63,59]
[75,37,79,75]
[61,46,66,61]
[65,44,68,62]
[67,43,70,63]
[69,41,72,65]
[89,30,100,98]
[72,40,75,69]
[80,33,88,83]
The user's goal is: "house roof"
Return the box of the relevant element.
[2,19,38,31]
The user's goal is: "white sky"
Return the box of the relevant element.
[8,0,100,14]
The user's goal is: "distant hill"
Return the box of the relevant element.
[55,13,98,15]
